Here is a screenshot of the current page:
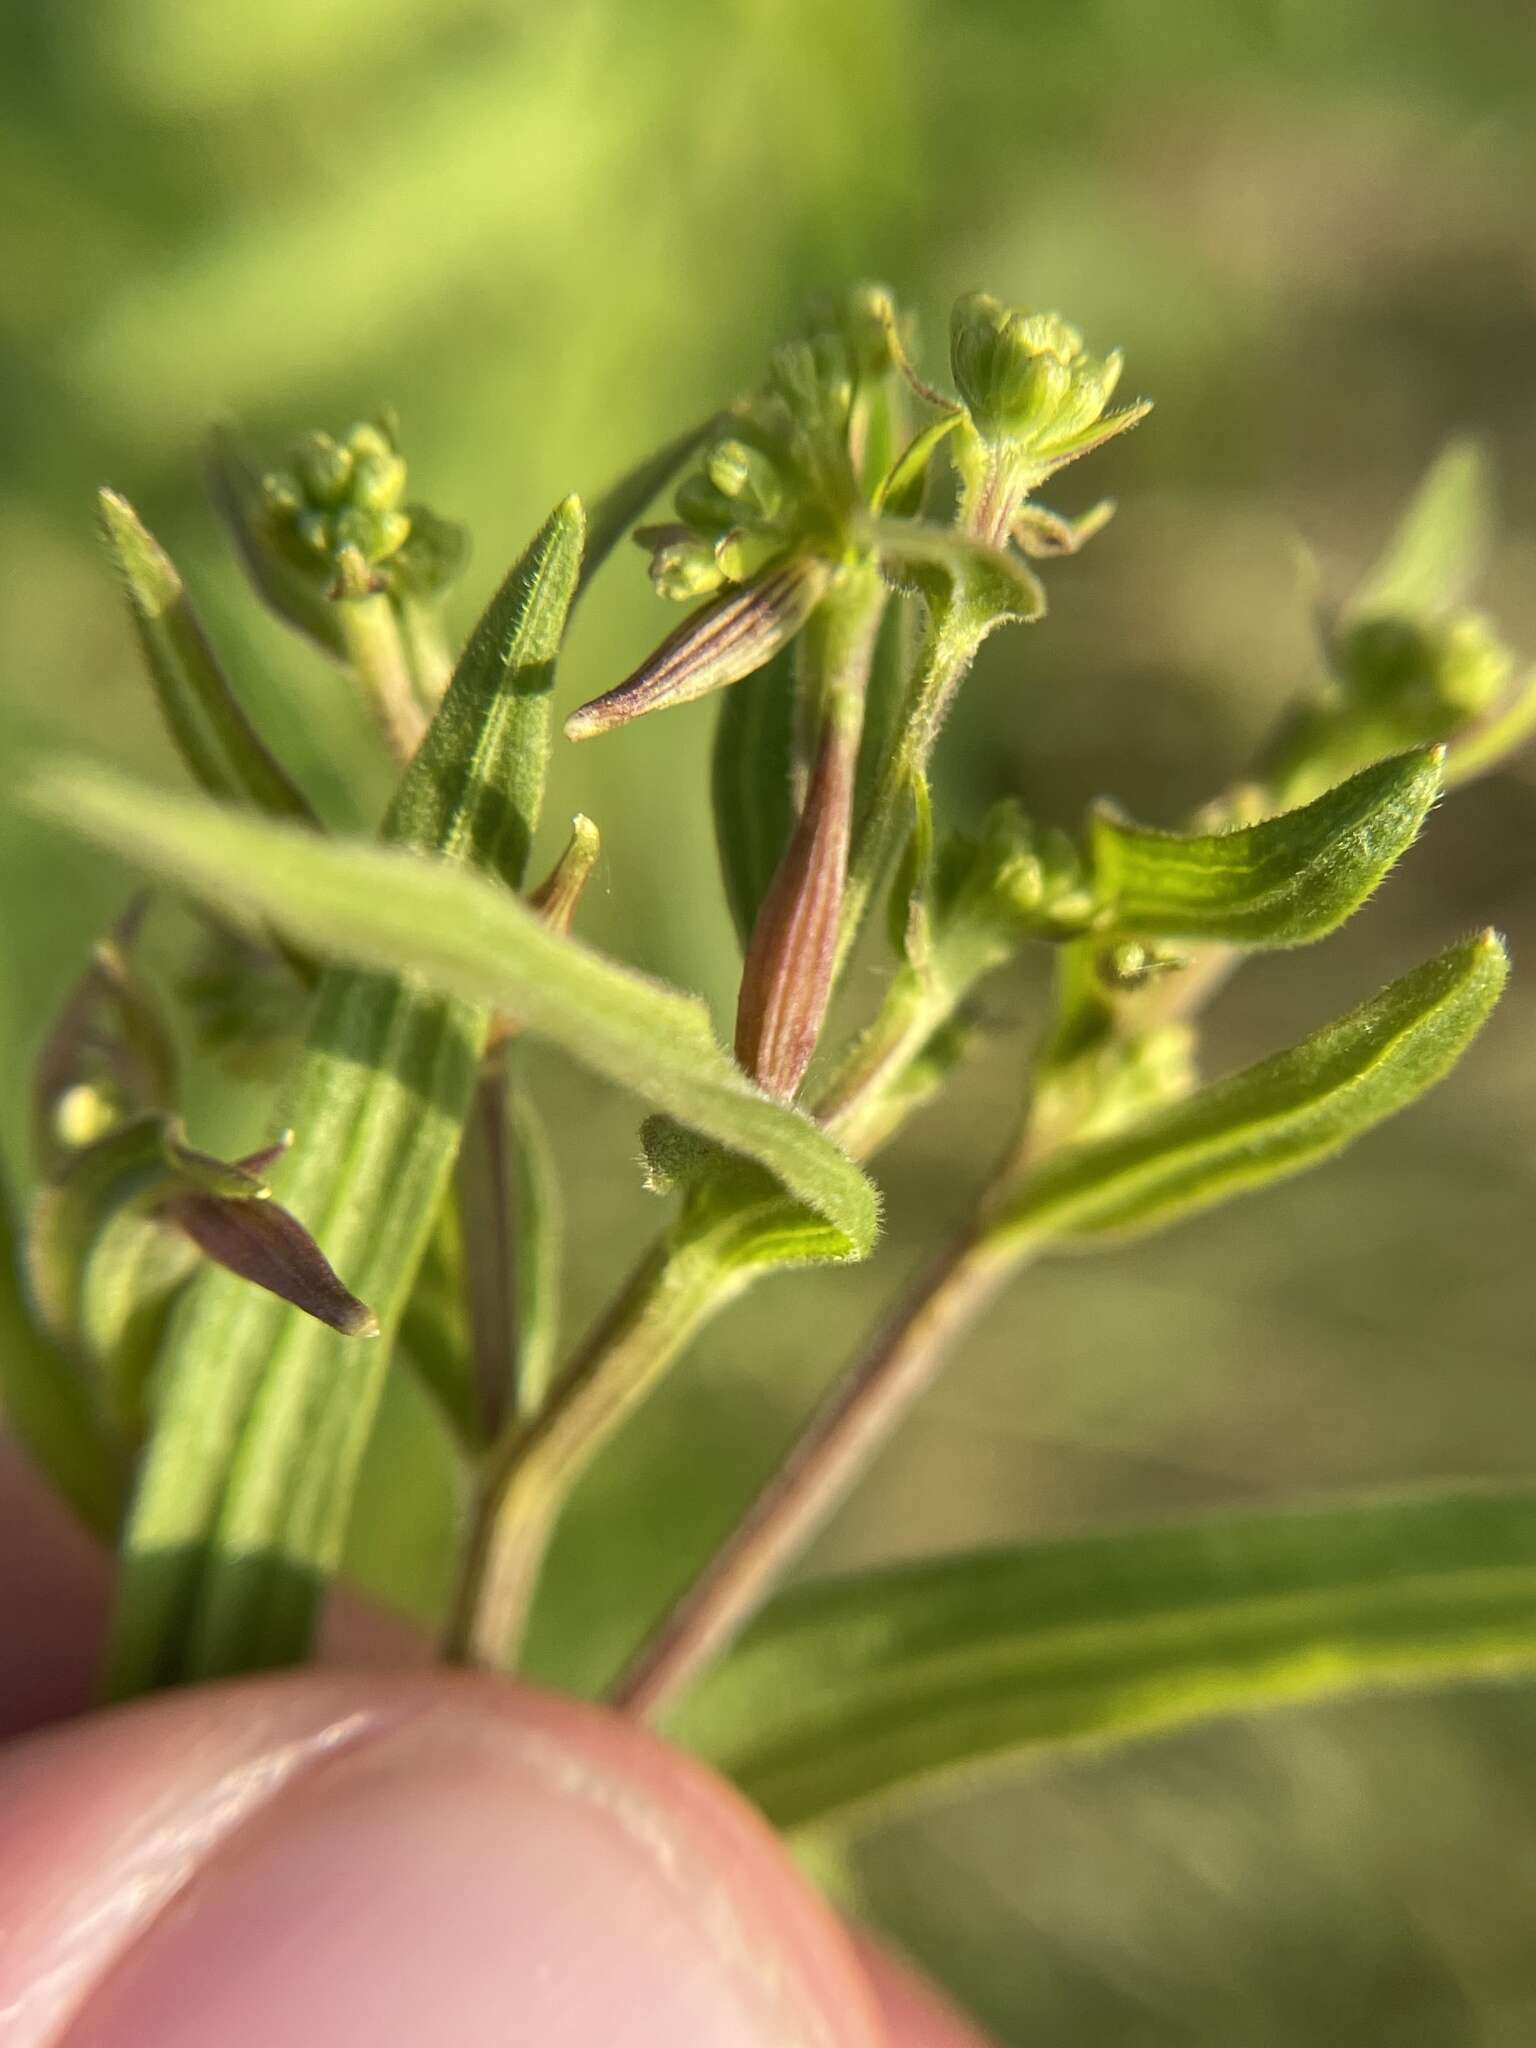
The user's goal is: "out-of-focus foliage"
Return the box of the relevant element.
[4,1,1536,2039]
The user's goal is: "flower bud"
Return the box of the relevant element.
[734,713,857,1099]
[949,292,1147,477]
[526,814,601,935]
[565,557,831,741]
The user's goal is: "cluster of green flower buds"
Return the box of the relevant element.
[949,294,1143,465]
[637,323,874,607]
[258,415,466,602]
[946,294,1149,544]
[929,799,1096,949]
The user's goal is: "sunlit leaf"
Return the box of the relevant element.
[27,770,881,1266]
[83,497,585,1692]
[675,1486,1536,1832]
[1091,749,1442,948]
[99,489,316,823]
[989,932,1505,1249]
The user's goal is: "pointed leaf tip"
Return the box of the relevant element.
[993,928,1506,1249]
[1092,748,1444,949]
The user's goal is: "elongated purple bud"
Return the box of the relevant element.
[166,1186,379,1337]
[564,557,830,741]
[734,712,858,1099]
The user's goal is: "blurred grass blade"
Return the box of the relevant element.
[711,643,797,948]
[577,419,711,596]
[1347,438,1492,624]
[673,1486,1536,1833]
[29,760,881,1264]
[87,497,584,1692]
[99,488,316,823]
[207,425,350,660]
[2,1191,127,1540]
[1092,749,1442,948]
[991,932,1505,1249]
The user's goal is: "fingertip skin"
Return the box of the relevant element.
[0,1671,886,2048]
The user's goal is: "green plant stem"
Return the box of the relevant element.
[610,1222,1019,1718]
[440,924,1002,1671]
[835,602,979,976]
[397,597,456,717]
[441,1215,765,1666]
[339,594,427,760]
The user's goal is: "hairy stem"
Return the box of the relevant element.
[441,1217,764,1667]
[339,595,427,761]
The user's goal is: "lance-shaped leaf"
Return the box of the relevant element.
[1091,748,1443,949]
[712,643,798,949]
[81,498,586,1693]
[28,761,881,1266]
[99,489,316,824]
[564,557,831,741]
[673,1485,1536,1833]
[988,931,1505,1251]
[1347,438,1492,627]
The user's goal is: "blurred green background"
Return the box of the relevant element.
[5,1,1536,2038]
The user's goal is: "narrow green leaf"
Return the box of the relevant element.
[711,643,797,948]
[577,419,712,596]
[99,489,316,824]
[989,932,1505,1250]
[1091,748,1443,948]
[1,1192,127,1540]
[90,497,585,1692]
[1348,438,1492,626]
[675,1486,1536,1833]
[28,761,881,1267]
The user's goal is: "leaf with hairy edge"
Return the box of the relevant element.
[711,643,797,948]
[674,1486,1536,1833]
[990,932,1505,1250]
[99,490,316,824]
[1092,749,1442,948]
[1348,438,1492,626]
[83,496,585,1693]
[29,761,881,1267]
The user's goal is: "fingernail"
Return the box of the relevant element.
[48,1677,877,2048]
